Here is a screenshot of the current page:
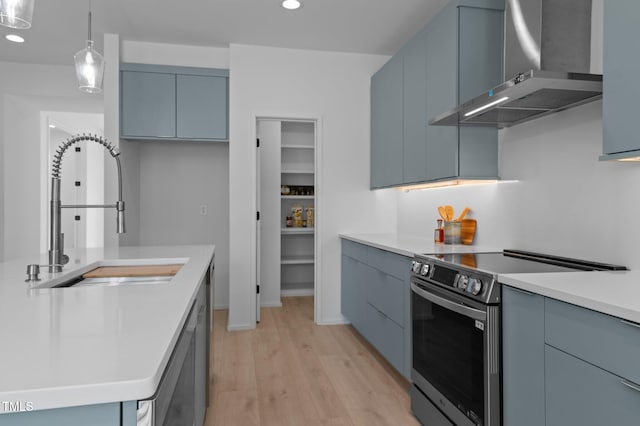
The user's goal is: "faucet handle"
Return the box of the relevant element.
[25,264,41,282]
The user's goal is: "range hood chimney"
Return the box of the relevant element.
[430,0,602,129]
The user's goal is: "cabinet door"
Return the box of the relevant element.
[502,286,545,426]
[545,345,640,426]
[365,302,404,374]
[194,281,207,426]
[371,54,404,188]
[341,255,367,336]
[425,2,458,181]
[458,6,501,178]
[602,0,640,155]
[121,71,176,138]
[402,28,428,184]
[177,75,228,140]
[367,267,404,327]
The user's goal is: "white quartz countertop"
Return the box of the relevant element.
[500,270,640,324]
[0,245,214,413]
[339,233,501,257]
[339,234,640,324]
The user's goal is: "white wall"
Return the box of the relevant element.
[397,100,640,268]
[110,39,232,308]
[0,61,102,261]
[228,44,397,329]
[136,140,230,266]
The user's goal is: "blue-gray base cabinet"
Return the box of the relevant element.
[370,0,504,189]
[341,239,411,379]
[0,402,136,426]
[601,0,640,160]
[120,63,229,142]
[502,286,640,426]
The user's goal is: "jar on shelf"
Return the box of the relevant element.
[285,216,293,227]
[281,185,290,195]
[291,205,303,227]
[305,206,314,227]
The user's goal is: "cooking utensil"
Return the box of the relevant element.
[456,207,470,221]
[437,206,448,221]
[444,205,454,222]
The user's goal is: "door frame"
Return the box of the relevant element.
[252,113,323,324]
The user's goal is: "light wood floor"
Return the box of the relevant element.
[205,297,420,426]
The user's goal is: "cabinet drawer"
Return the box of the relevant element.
[366,303,404,374]
[545,345,640,426]
[367,267,405,327]
[341,239,369,263]
[545,298,640,384]
[368,247,410,280]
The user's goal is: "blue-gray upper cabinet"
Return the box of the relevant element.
[370,0,504,189]
[371,54,404,188]
[601,0,640,160]
[426,1,504,181]
[120,63,229,142]
[402,27,429,184]
[121,70,176,139]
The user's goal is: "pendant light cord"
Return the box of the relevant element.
[88,0,92,41]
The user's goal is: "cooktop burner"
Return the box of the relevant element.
[412,249,627,304]
[420,249,627,274]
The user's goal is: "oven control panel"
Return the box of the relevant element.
[412,257,498,303]
[411,261,431,277]
[455,274,483,295]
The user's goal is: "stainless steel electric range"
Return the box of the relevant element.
[409,249,627,426]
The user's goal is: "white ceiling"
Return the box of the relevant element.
[0,0,449,66]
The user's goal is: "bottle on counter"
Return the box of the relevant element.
[434,219,444,243]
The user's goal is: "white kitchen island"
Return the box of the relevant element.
[0,245,214,425]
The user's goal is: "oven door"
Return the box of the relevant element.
[411,279,497,426]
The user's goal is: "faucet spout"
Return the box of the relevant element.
[48,134,125,272]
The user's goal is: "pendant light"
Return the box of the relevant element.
[74,1,105,94]
[0,0,35,29]
[282,0,301,10]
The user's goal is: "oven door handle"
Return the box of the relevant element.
[411,282,487,321]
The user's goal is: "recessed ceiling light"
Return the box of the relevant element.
[6,34,24,43]
[282,0,301,10]
[49,124,56,129]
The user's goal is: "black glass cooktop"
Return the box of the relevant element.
[422,249,627,276]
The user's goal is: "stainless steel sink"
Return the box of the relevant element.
[54,275,173,288]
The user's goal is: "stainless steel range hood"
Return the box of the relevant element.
[430,0,602,129]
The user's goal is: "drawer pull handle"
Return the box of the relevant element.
[621,319,640,329]
[621,380,640,393]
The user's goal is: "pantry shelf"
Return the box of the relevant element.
[281,256,315,265]
[281,228,314,235]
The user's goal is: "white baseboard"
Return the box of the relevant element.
[261,301,283,307]
[213,304,229,310]
[281,288,315,297]
[316,317,350,325]
[226,323,255,331]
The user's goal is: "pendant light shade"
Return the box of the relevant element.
[0,0,35,29]
[74,40,105,93]
[74,9,105,94]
